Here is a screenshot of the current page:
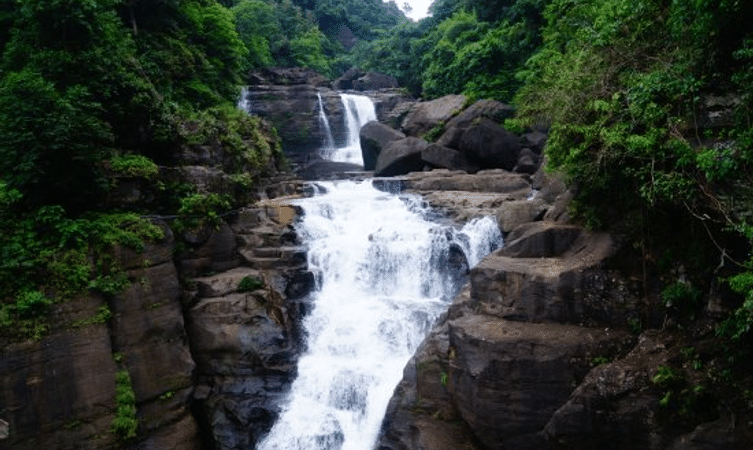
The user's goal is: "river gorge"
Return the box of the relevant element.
[0,70,749,450]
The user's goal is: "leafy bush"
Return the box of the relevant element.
[111,369,138,442]
[109,154,159,179]
[237,276,264,293]
[175,193,232,231]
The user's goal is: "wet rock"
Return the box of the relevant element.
[360,121,406,171]
[500,222,582,258]
[374,137,430,177]
[298,160,364,181]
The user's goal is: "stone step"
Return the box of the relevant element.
[252,246,306,260]
[240,252,306,270]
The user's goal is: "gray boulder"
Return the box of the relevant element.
[521,130,548,154]
[353,72,398,90]
[435,99,516,151]
[458,118,521,170]
[444,99,516,131]
[421,143,480,173]
[514,148,540,174]
[401,95,467,137]
[359,121,405,171]
[374,137,429,177]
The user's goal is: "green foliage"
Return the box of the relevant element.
[177,104,277,174]
[718,268,753,342]
[423,123,446,143]
[591,355,611,366]
[109,154,159,179]
[353,1,545,101]
[660,282,702,318]
[0,200,163,337]
[237,276,264,293]
[175,193,232,231]
[233,0,331,74]
[112,369,138,442]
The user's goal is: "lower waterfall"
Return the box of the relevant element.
[257,181,502,450]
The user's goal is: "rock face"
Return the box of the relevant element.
[0,224,202,450]
[0,176,310,450]
[242,68,411,169]
[378,167,750,450]
[371,97,543,174]
[186,194,317,450]
[421,143,480,173]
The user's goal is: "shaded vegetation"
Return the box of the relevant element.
[0,0,282,340]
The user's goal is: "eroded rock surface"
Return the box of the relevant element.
[376,163,749,450]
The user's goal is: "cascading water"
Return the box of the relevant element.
[238,87,252,113]
[322,94,377,165]
[317,93,335,154]
[257,181,502,450]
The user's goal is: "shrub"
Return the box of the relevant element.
[237,276,264,293]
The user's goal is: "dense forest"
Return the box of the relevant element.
[1,0,753,432]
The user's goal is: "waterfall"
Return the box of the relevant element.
[322,94,377,166]
[238,87,251,113]
[318,93,335,154]
[257,181,502,450]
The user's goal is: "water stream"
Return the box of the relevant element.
[257,182,502,450]
[319,93,377,166]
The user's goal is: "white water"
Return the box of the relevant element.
[322,94,377,166]
[257,181,502,450]
[238,87,252,113]
[317,93,335,153]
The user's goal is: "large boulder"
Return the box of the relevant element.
[444,99,516,131]
[360,121,406,171]
[470,224,642,327]
[374,137,429,177]
[543,331,673,450]
[514,148,540,174]
[458,117,521,170]
[401,95,467,137]
[448,316,631,450]
[353,72,399,91]
[421,143,481,173]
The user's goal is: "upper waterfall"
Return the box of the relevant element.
[320,93,377,166]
